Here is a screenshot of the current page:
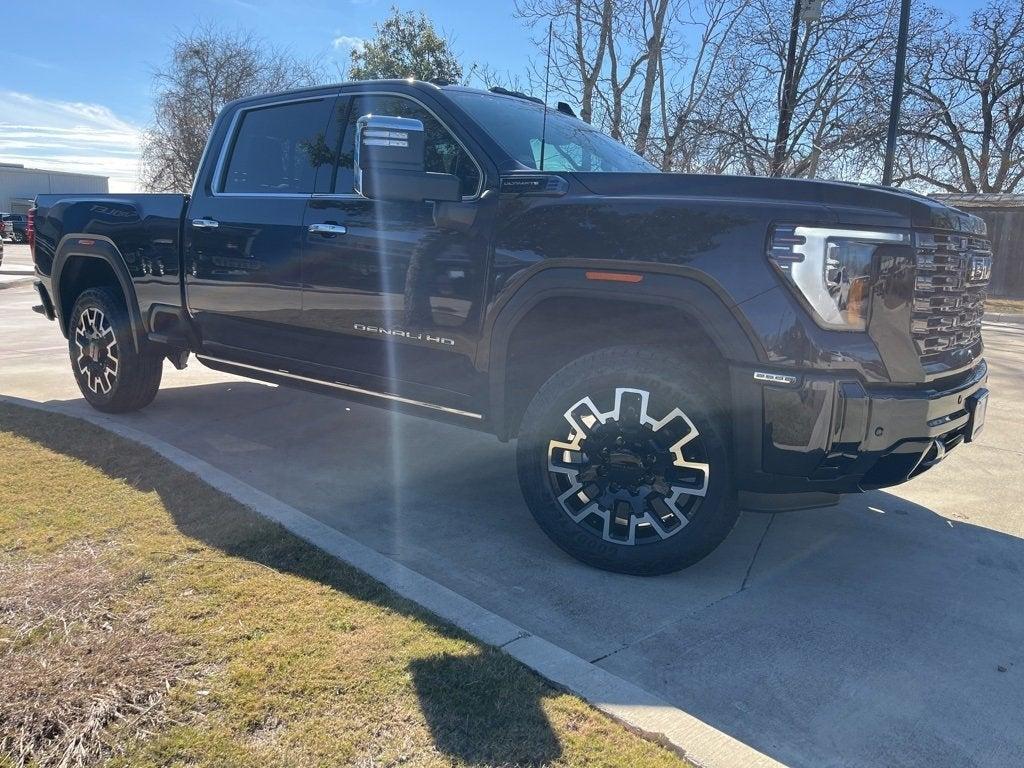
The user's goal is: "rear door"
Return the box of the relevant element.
[185,94,337,359]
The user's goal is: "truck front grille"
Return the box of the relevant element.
[912,232,990,363]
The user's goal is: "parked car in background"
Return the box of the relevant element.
[2,213,29,243]
[0,236,5,267]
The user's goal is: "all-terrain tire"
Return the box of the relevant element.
[516,346,739,575]
[68,287,163,413]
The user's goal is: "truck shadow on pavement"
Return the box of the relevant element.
[11,379,1024,768]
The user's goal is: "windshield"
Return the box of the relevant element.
[447,90,658,174]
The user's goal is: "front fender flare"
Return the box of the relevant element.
[481,261,764,440]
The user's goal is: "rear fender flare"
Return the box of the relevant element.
[482,262,763,439]
[52,234,145,353]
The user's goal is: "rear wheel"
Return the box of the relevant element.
[68,287,163,413]
[516,346,738,575]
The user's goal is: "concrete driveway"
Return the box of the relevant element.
[0,241,35,289]
[2,243,1022,767]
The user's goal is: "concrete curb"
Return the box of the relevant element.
[0,394,785,768]
[0,277,34,291]
[985,312,1024,325]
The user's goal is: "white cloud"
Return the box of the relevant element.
[0,91,142,192]
[331,35,367,53]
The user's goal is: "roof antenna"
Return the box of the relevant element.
[539,19,553,171]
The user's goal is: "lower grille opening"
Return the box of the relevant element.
[861,425,967,489]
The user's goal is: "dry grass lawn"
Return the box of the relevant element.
[0,403,688,768]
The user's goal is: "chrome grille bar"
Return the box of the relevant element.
[912,232,990,362]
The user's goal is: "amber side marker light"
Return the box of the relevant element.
[585,271,643,283]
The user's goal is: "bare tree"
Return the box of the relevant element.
[141,26,324,193]
[633,0,672,155]
[508,0,1024,190]
[898,0,1024,192]
[516,0,614,125]
[515,0,899,180]
[595,0,672,147]
[517,0,682,155]
[656,0,747,172]
[713,0,899,179]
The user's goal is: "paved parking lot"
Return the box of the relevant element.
[2,242,1022,767]
[0,241,35,288]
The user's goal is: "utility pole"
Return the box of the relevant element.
[772,0,821,176]
[882,0,912,186]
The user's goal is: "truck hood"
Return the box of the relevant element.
[572,173,986,235]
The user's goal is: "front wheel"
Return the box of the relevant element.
[68,287,163,413]
[516,346,738,575]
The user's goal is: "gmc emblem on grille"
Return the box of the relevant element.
[967,255,992,285]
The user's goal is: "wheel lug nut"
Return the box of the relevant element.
[615,436,625,446]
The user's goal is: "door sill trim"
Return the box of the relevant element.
[195,354,484,420]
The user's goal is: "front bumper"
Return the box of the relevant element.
[733,359,989,496]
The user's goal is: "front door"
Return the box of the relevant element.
[300,92,495,405]
[185,94,337,359]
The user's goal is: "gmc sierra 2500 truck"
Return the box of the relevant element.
[30,80,991,575]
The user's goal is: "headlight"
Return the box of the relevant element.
[768,226,911,330]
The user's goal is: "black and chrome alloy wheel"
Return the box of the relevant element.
[68,287,163,413]
[74,307,119,395]
[517,346,739,575]
[547,387,709,546]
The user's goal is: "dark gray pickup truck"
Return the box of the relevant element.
[29,80,991,574]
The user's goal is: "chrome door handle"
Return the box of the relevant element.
[192,218,219,229]
[308,223,347,235]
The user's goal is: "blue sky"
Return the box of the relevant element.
[0,0,983,191]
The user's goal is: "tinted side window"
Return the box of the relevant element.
[222,99,335,194]
[334,94,481,197]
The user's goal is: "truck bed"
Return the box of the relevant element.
[32,193,189,323]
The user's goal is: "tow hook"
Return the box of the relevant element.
[920,438,947,470]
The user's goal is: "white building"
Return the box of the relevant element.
[0,163,108,215]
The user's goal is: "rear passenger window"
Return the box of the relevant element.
[221,99,335,194]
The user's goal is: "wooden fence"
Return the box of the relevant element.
[933,194,1024,298]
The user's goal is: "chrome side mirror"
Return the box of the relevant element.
[354,114,460,203]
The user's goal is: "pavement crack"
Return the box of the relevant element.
[592,514,781,667]
[974,443,1024,457]
[741,513,775,592]
[590,645,627,664]
[498,631,531,649]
